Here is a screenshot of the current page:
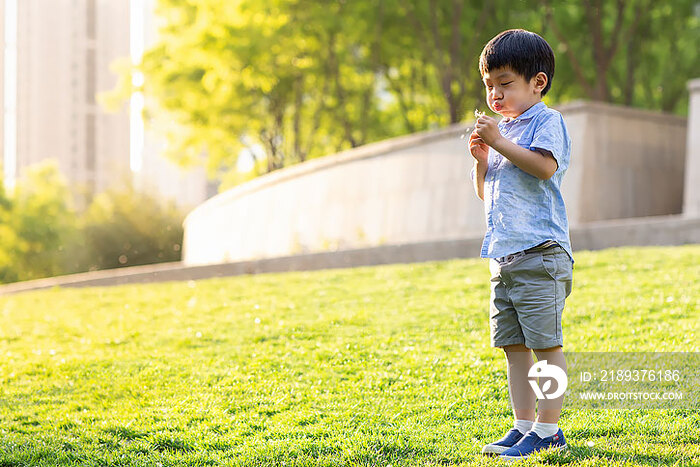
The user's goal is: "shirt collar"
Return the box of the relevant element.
[500,101,546,125]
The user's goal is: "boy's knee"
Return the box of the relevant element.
[533,345,562,352]
[503,343,531,353]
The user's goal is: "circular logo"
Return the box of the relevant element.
[528,360,568,399]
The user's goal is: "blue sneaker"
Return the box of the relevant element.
[499,428,567,460]
[481,428,524,455]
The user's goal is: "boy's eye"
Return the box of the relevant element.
[502,81,513,86]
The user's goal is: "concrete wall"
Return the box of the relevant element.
[561,101,686,223]
[684,79,700,217]
[183,126,484,265]
[183,101,687,266]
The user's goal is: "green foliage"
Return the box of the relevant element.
[125,0,404,179]
[0,177,13,277]
[81,184,184,271]
[543,0,700,113]
[103,0,699,187]
[0,163,185,284]
[0,161,79,283]
[0,246,697,465]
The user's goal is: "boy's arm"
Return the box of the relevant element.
[468,130,489,201]
[471,160,488,201]
[491,138,558,180]
[475,116,558,180]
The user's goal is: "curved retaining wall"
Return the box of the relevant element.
[183,124,484,265]
[183,101,687,266]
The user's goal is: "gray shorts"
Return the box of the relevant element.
[489,245,573,349]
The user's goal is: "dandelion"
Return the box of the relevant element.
[461,109,486,139]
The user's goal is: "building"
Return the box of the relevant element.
[1,0,212,209]
[9,0,130,200]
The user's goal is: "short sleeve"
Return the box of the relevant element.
[528,112,570,172]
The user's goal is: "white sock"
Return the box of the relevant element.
[513,419,534,435]
[532,421,558,438]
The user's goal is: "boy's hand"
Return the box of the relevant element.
[468,130,489,164]
[475,115,503,147]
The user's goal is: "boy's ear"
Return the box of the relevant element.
[533,72,548,94]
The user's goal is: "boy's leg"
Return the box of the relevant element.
[489,257,534,422]
[496,249,572,459]
[533,345,567,424]
[499,345,568,460]
[501,247,572,429]
[503,344,536,422]
[482,344,536,455]
[482,259,535,455]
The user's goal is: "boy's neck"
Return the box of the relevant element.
[503,99,543,121]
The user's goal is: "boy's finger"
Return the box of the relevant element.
[470,140,485,151]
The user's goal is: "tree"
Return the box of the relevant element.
[0,161,79,283]
[0,173,16,282]
[0,162,185,284]
[102,0,698,186]
[81,184,184,271]
[542,0,699,112]
[392,0,490,124]
[107,0,399,179]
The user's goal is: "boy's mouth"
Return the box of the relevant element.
[493,102,503,111]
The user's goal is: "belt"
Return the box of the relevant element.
[524,240,559,254]
[496,241,559,264]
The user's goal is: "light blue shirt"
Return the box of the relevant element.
[471,101,573,262]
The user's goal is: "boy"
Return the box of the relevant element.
[468,29,573,460]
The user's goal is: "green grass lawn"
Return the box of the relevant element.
[0,245,698,466]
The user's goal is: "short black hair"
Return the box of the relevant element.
[479,29,555,96]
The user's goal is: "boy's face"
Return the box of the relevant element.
[482,67,546,119]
